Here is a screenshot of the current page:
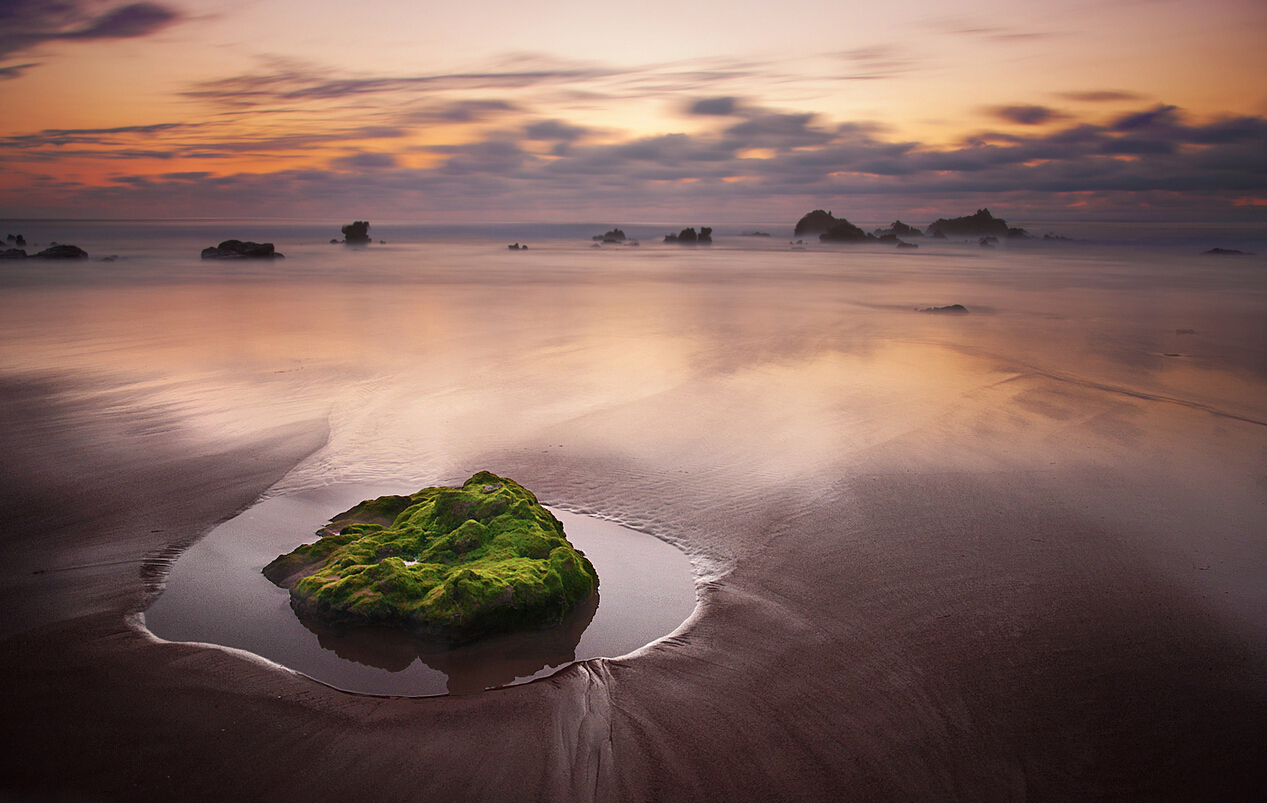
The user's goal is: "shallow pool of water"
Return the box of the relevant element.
[143,483,698,695]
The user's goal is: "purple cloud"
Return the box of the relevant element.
[0,1,179,60]
[991,105,1065,125]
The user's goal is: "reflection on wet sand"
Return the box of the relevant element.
[1,231,1265,800]
[304,594,599,694]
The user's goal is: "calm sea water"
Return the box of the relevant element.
[4,218,1266,687]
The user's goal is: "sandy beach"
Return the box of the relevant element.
[1,237,1265,800]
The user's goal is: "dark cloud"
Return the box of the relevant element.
[5,99,1265,220]
[0,121,410,163]
[723,113,831,150]
[0,123,193,148]
[1112,105,1180,131]
[186,62,619,107]
[524,119,587,142]
[431,139,530,175]
[0,62,37,79]
[63,2,176,39]
[331,152,398,170]
[991,105,1065,125]
[690,97,739,116]
[424,100,517,123]
[0,1,180,60]
[1059,90,1145,103]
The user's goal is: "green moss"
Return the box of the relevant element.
[262,472,598,644]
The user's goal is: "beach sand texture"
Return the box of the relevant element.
[1,237,1265,800]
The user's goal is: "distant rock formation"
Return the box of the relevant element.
[592,228,626,241]
[980,236,998,247]
[819,219,872,243]
[742,231,771,237]
[926,208,1028,239]
[200,240,281,259]
[918,304,969,314]
[794,210,840,235]
[1,248,26,259]
[1203,247,1253,255]
[508,243,528,250]
[6,234,27,246]
[33,244,89,259]
[896,241,919,249]
[664,227,712,244]
[874,220,923,238]
[342,221,371,243]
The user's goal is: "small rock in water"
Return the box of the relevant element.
[201,240,278,259]
[34,244,88,259]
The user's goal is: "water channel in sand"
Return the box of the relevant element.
[143,483,697,696]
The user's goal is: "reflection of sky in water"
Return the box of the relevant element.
[3,225,1264,641]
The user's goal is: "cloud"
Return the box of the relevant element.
[832,46,920,80]
[1111,104,1182,132]
[0,62,37,79]
[0,123,194,149]
[4,88,1265,222]
[185,59,619,107]
[0,121,413,163]
[524,119,587,142]
[689,97,739,116]
[0,1,180,60]
[990,105,1066,125]
[330,152,398,170]
[723,113,831,150]
[1059,90,1145,103]
[422,100,517,123]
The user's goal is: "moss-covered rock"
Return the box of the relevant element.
[263,472,599,644]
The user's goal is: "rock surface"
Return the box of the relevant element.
[794,210,840,235]
[820,219,872,242]
[342,221,371,243]
[263,471,599,644]
[200,240,279,259]
[33,244,88,259]
[926,208,1028,239]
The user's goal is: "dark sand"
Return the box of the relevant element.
[2,242,1266,800]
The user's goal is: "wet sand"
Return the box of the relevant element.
[1,240,1266,800]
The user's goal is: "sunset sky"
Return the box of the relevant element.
[1,0,1264,223]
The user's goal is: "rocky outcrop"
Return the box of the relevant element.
[1,248,26,259]
[918,304,969,314]
[263,472,599,645]
[664,227,712,244]
[592,228,626,242]
[33,244,88,259]
[342,221,371,243]
[874,220,923,238]
[819,219,872,243]
[794,210,841,235]
[926,208,1028,239]
[200,240,281,259]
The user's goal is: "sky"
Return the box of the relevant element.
[0,0,1265,223]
